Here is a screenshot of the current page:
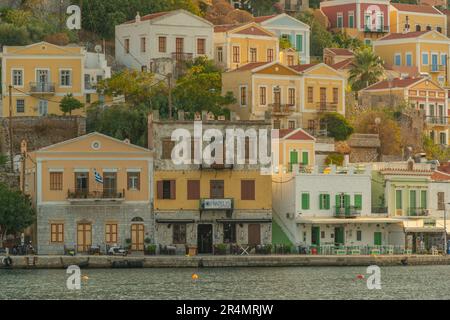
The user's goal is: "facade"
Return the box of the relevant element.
[389,3,447,34]
[22,133,154,255]
[254,13,311,64]
[213,22,279,71]
[150,112,273,254]
[323,48,354,66]
[277,128,316,169]
[222,61,346,131]
[320,0,391,44]
[373,30,450,86]
[115,10,213,77]
[360,76,449,145]
[273,164,404,249]
[0,42,111,117]
[278,0,310,13]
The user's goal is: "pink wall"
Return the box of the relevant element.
[360,3,389,29]
[321,4,357,28]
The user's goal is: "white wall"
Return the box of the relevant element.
[429,180,450,218]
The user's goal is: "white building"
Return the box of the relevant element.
[115,10,214,77]
[273,164,404,251]
[83,51,112,99]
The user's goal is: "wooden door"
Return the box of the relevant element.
[176,38,184,54]
[77,223,92,253]
[131,224,144,251]
[320,87,326,105]
[248,224,261,246]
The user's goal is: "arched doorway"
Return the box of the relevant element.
[131,217,144,251]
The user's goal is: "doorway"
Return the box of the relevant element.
[248,224,261,246]
[334,227,344,246]
[374,232,382,246]
[198,224,213,254]
[131,224,144,251]
[312,226,320,246]
[77,223,92,253]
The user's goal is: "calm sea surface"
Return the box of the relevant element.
[1,266,450,300]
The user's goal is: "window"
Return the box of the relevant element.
[426,25,432,31]
[127,172,140,190]
[354,194,362,210]
[105,223,118,244]
[273,120,281,129]
[288,120,296,129]
[223,223,236,243]
[60,70,72,86]
[422,52,429,65]
[162,139,175,159]
[302,151,309,165]
[12,69,23,86]
[197,38,206,55]
[319,194,330,210]
[332,88,339,104]
[38,100,48,116]
[140,37,146,53]
[16,99,25,113]
[287,55,294,66]
[364,13,371,29]
[103,172,117,197]
[406,53,412,67]
[437,26,442,33]
[416,24,421,31]
[240,86,247,106]
[217,47,223,62]
[187,180,200,200]
[157,180,176,200]
[210,180,224,199]
[259,86,267,105]
[438,192,445,210]
[267,48,274,62]
[307,87,313,103]
[337,13,343,28]
[175,37,184,54]
[232,46,240,63]
[364,39,372,46]
[348,12,354,28]
[441,54,447,66]
[158,36,166,53]
[439,132,446,145]
[421,190,427,208]
[51,223,64,243]
[75,172,89,193]
[288,88,295,106]
[394,54,401,66]
[124,38,130,54]
[356,230,362,241]
[50,172,63,191]
[241,180,255,200]
[396,190,403,210]
[301,193,310,210]
[250,48,257,62]
[86,94,91,103]
[296,34,303,52]
[173,224,186,244]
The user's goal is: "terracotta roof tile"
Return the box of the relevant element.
[331,58,353,70]
[391,3,443,15]
[254,15,277,23]
[227,62,271,72]
[363,77,424,91]
[377,31,430,41]
[279,129,314,141]
[432,170,450,181]
[290,63,317,72]
[326,48,353,56]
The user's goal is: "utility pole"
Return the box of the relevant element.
[8,85,13,173]
[167,73,173,120]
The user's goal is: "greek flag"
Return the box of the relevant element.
[94,169,103,184]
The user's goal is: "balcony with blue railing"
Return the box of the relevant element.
[430,64,445,72]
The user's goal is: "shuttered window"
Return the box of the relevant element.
[187,180,200,200]
[50,223,64,243]
[50,172,63,191]
[301,193,310,210]
[162,139,175,159]
[421,190,427,208]
[127,172,140,190]
[354,194,362,209]
[333,88,339,104]
[438,192,445,210]
[158,37,166,52]
[210,180,224,199]
[307,87,313,103]
[241,180,255,200]
[197,38,205,55]
[319,194,330,210]
[302,151,309,165]
[396,190,403,209]
[105,223,118,244]
[157,180,176,199]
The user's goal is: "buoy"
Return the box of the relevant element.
[192,273,199,280]
[82,275,89,281]
[356,274,365,280]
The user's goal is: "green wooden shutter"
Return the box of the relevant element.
[296,34,303,52]
[421,190,427,209]
[319,194,324,210]
[354,194,362,210]
[396,190,402,209]
[302,193,310,210]
[325,194,330,210]
[410,190,416,209]
[302,151,309,165]
[374,232,382,246]
[290,151,298,164]
[344,194,351,215]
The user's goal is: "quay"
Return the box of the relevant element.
[2,255,450,269]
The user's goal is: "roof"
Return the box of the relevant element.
[439,162,450,174]
[391,3,443,15]
[326,48,353,56]
[376,31,429,41]
[214,24,238,32]
[125,11,169,24]
[253,15,277,23]
[290,63,317,72]
[214,23,273,36]
[331,58,354,70]
[431,170,450,181]
[228,62,270,72]
[279,128,315,141]
[362,77,424,91]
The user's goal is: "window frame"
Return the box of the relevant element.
[173,223,187,244]
[59,69,72,87]
[50,223,64,243]
[11,68,24,87]
[16,99,25,113]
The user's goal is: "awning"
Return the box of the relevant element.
[216,219,272,224]
[405,227,446,233]
[156,219,195,224]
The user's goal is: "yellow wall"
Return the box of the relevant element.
[278,140,315,167]
[226,37,278,70]
[154,170,272,211]
[390,10,446,34]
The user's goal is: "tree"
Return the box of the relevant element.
[321,112,354,141]
[0,23,30,45]
[348,47,385,92]
[332,31,364,51]
[0,183,35,246]
[279,37,292,50]
[173,57,235,116]
[59,94,84,115]
[297,9,334,58]
[0,154,7,167]
[352,109,402,155]
[423,135,450,163]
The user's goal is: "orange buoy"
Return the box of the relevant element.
[82,275,89,281]
[356,274,365,280]
[192,273,199,280]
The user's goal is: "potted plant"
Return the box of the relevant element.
[215,243,227,255]
[125,238,132,250]
[146,244,157,255]
[144,237,151,245]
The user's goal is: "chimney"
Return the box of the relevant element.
[135,12,141,23]
[147,112,154,150]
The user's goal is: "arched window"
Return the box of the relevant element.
[131,217,144,222]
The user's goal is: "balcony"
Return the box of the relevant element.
[29,82,55,94]
[200,198,234,211]
[269,103,295,116]
[334,206,361,218]
[425,116,449,126]
[171,52,193,62]
[316,102,338,113]
[200,163,234,170]
[407,207,429,217]
[372,207,388,214]
[67,189,125,202]
[85,82,97,91]
[363,25,390,33]
[430,65,445,72]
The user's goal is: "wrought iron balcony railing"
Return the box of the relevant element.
[363,25,390,33]
[334,206,361,218]
[407,207,429,217]
[430,64,445,72]
[425,116,449,125]
[29,82,55,94]
[171,52,193,61]
[269,103,295,115]
[67,189,125,200]
[316,102,338,112]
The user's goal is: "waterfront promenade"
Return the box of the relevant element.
[2,254,450,269]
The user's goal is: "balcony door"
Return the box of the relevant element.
[103,172,117,197]
[273,88,281,105]
[75,172,89,195]
[210,180,224,199]
[36,69,49,92]
[77,223,92,253]
[131,224,144,251]
[431,54,438,71]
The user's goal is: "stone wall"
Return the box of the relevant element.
[0,170,19,189]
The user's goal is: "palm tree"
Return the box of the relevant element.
[348,48,385,94]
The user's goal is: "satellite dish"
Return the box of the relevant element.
[94,45,102,53]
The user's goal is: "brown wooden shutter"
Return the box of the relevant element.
[127,172,131,190]
[241,180,255,200]
[187,180,200,200]
[137,172,141,191]
[170,180,176,199]
[157,181,163,199]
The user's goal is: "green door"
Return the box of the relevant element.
[302,151,309,165]
[311,226,320,246]
[290,151,298,171]
[334,227,344,246]
[374,232,382,246]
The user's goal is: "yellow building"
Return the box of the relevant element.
[22,132,154,255]
[390,3,447,34]
[360,76,449,145]
[1,41,111,117]
[213,22,279,71]
[373,30,450,86]
[149,113,273,254]
[278,128,316,170]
